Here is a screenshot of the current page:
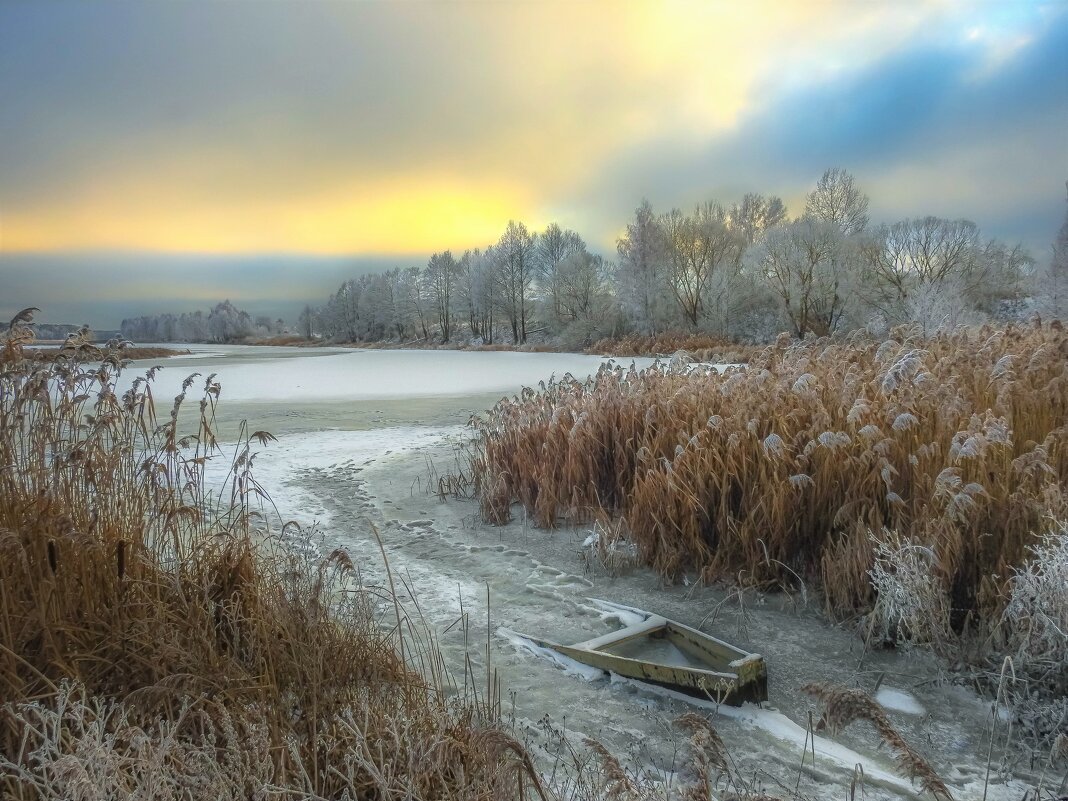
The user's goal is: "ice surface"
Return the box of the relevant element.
[600,636,708,670]
[608,676,919,794]
[498,627,607,682]
[118,346,656,403]
[201,426,456,526]
[876,686,926,716]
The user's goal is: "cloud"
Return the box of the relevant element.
[6,1,1049,254]
[0,0,1064,322]
[568,6,1068,252]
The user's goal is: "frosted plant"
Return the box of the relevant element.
[867,529,951,650]
[983,415,1011,445]
[880,349,926,394]
[762,432,786,457]
[950,433,985,461]
[990,353,1015,381]
[1004,521,1068,688]
[0,682,271,800]
[847,397,870,426]
[667,349,692,374]
[874,338,900,365]
[933,467,988,522]
[791,372,817,395]
[879,460,898,489]
[817,430,850,449]
[892,412,918,431]
[858,423,882,440]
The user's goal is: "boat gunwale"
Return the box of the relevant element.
[538,637,743,684]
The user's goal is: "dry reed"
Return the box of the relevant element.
[802,682,952,800]
[472,323,1068,642]
[587,332,763,364]
[0,311,542,800]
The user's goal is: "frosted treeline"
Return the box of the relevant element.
[120,300,287,343]
[306,169,1068,347]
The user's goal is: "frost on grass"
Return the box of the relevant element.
[1004,521,1068,694]
[867,529,951,651]
[0,682,272,801]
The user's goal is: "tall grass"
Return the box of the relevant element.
[472,322,1068,640]
[0,312,541,799]
[586,332,762,363]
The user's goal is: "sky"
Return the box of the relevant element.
[1,0,1066,328]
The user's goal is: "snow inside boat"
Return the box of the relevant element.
[519,600,767,705]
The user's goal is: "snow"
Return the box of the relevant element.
[608,676,919,795]
[875,686,926,716]
[586,597,650,629]
[498,627,607,682]
[201,426,456,526]
[119,347,656,403]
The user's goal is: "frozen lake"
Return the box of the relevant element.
[121,344,657,403]
[117,343,1033,800]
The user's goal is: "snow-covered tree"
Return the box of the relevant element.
[496,220,537,344]
[615,200,670,335]
[425,251,460,342]
[751,217,858,337]
[535,223,584,326]
[804,167,869,236]
[729,193,788,246]
[1034,183,1068,321]
[660,201,746,328]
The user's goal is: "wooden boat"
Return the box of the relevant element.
[518,600,767,706]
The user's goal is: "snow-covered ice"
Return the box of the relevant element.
[120,346,656,403]
[876,686,926,716]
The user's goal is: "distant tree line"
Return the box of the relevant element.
[303,169,1065,347]
[25,323,120,342]
[121,300,287,343]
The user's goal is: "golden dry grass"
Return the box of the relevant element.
[0,312,543,800]
[472,322,1068,633]
[802,682,951,799]
[25,345,190,361]
[587,332,763,363]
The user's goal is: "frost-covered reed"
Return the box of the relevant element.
[0,311,542,800]
[472,322,1068,643]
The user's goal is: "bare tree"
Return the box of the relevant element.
[661,202,746,328]
[616,199,670,335]
[535,223,584,324]
[425,250,460,342]
[497,220,537,343]
[453,248,504,344]
[861,216,1029,323]
[754,218,856,337]
[730,193,788,246]
[805,167,869,236]
[399,266,432,341]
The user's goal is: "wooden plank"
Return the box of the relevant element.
[570,615,667,651]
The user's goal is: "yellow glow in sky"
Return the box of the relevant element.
[3,177,534,255]
[1,0,1055,256]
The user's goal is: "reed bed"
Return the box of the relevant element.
[587,333,762,363]
[0,312,542,800]
[25,345,190,361]
[472,323,1068,650]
